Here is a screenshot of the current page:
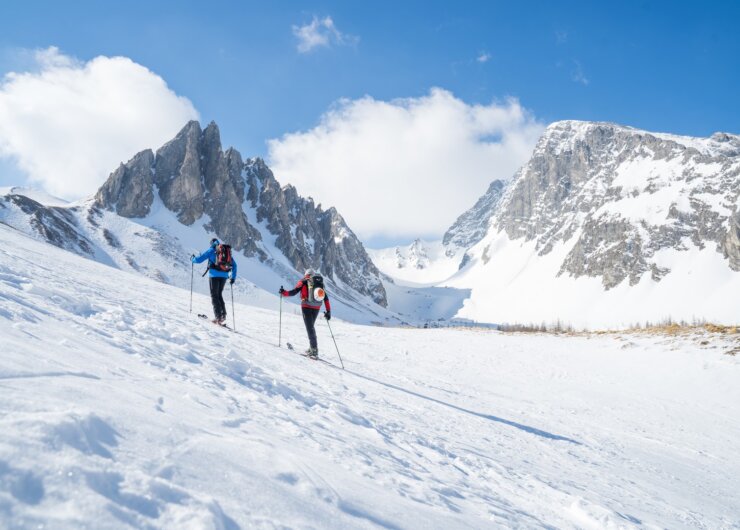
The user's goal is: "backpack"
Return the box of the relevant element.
[305,274,326,303]
[213,244,233,272]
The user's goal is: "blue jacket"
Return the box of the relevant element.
[192,246,237,279]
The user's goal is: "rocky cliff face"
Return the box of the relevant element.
[95,150,155,219]
[94,121,387,306]
[724,210,740,270]
[243,158,386,304]
[442,179,505,258]
[453,120,740,289]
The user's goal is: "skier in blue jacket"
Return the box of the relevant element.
[192,238,237,325]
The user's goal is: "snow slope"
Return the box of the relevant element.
[448,229,740,329]
[368,240,462,286]
[1,224,740,529]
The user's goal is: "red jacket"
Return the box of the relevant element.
[282,276,331,311]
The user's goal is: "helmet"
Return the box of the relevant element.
[304,268,315,277]
[210,238,219,247]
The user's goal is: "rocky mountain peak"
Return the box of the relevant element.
[463,120,740,289]
[94,121,388,307]
[95,149,155,218]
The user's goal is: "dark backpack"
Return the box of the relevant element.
[213,244,233,272]
[305,274,326,303]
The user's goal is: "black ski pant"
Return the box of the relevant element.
[209,277,227,321]
[302,306,320,350]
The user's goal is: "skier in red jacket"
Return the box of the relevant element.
[280,269,331,359]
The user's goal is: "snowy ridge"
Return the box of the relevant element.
[442,179,506,255]
[2,224,740,528]
[0,187,69,206]
[544,120,740,157]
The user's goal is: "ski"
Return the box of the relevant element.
[197,313,235,332]
[287,342,322,361]
[284,342,340,367]
[292,349,337,367]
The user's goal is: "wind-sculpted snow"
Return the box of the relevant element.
[1,224,739,528]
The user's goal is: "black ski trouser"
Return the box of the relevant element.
[302,306,320,350]
[209,277,227,320]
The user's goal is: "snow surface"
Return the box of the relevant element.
[368,240,462,286]
[446,229,740,329]
[2,224,740,529]
[367,240,471,323]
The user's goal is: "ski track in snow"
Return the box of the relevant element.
[1,224,739,529]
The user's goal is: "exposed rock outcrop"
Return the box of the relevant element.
[95,150,154,218]
[443,180,505,254]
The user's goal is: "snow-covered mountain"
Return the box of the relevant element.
[380,121,740,328]
[369,180,507,286]
[367,239,461,286]
[4,118,738,328]
[3,222,739,528]
[0,121,401,325]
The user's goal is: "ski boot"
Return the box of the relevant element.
[305,347,319,360]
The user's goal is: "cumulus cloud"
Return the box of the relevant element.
[293,16,358,53]
[268,89,544,241]
[0,47,199,199]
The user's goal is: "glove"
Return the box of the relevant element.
[190,255,196,263]
[279,286,285,295]
[324,310,331,321]
[230,278,235,285]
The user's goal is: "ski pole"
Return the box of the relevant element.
[189,261,194,314]
[231,282,236,331]
[325,318,344,369]
[278,294,283,347]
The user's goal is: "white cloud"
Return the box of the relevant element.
[476,51,492,63]
[292,16,358,53]
[268,89,544,241]
[0,47,199,199]
[572,60,589,85]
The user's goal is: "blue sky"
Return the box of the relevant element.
[3,0,738,155]
[0,0,739,245]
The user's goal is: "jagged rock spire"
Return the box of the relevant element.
[95,121,388,306]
